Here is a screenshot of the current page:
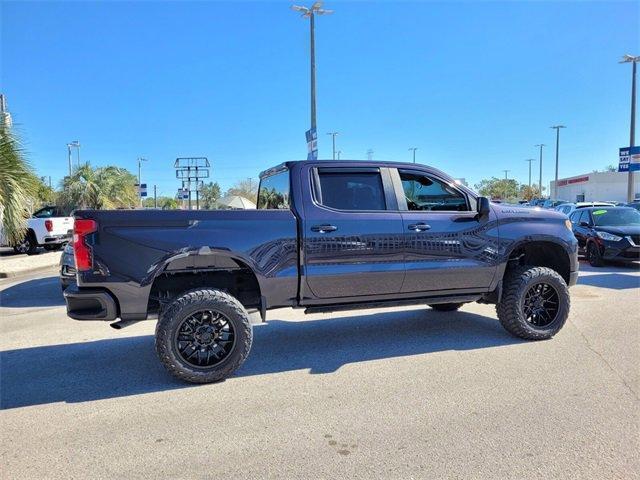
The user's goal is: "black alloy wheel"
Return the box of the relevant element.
[174,310,236,368]
[522,282,559,328]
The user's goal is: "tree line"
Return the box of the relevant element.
[474,177,545,202]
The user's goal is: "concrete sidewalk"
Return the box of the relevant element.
[0,250,61,278]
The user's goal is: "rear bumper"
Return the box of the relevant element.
[44,234,71,244]
[64,284,118,321]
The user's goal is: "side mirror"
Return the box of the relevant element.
[579,221,591,227]
[477,196,491,216]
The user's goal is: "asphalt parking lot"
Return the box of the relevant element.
[1,261,639,479]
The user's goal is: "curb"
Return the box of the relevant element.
[0,264,59,279]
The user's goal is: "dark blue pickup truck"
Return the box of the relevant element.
[65,160,578,383]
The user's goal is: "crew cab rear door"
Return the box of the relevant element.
[300,165,405,299]
[391,168,498,293]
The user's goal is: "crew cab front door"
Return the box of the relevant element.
[301,166,405,299]
[391,168,498,293]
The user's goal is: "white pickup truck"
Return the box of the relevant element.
[1,205,73,255]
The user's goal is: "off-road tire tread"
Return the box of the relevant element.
[496,265,570,340]
[155,288,252,383]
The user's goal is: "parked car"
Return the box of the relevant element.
[59,242,76,290]
[64,160,578,383]
[625,201,640,211]
[569,206,640,266]
[11,205,73,255]
[542,199,568,209]
[555,202,614,217]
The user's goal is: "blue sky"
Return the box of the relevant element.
[2,0,638,197]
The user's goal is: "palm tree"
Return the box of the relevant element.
[58,164,138,210]
[0,113,38,245]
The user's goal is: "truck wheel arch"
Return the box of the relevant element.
[504,239,572,285]
[147,252,264,315]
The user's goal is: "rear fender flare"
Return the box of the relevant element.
[141,247,266,296]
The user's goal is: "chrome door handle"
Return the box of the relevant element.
[311,224,338,233]
[408,223,431,231]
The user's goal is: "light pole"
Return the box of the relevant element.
[502,170,510,199]
[336,150,342,160]
[366,149,374,160]
[137,157,147,208]
[550,125,566,198]
[409,147,418,163]
[535,144,545,198]
[291,2,334,136]
[620,54,639,202]
[326,131,338,159]
[525,158,536,190]
[66,141,80,175]
[67,144,73,176]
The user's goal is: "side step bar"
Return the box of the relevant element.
[304,294,483,315]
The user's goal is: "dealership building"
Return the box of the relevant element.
[550,171,640,203]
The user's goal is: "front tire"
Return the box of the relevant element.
[155,288,253,383]
[496,266,570,340]
[429,303,464,312]
[587,242,604,267]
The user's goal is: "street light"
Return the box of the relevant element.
[138,157,148,208]
[326,131,339,159]
[550,125,566,198]
[525,158,536,189]
[535,144,545,198]
[66,141,80,175]
[366,149,374,160]
[291,1,334,136]
[336,150,342,160]
[408,147,418,163]
[502,170,510,200]
[620,54,639,202]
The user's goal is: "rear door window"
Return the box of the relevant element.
[316,170,386,211]
[569,210,582,225]
[257,170,290,210]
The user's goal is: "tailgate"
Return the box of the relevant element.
[51,217,74,236]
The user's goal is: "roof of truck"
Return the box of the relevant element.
[259,160,450,179]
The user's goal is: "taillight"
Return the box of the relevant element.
[45,220,53,232]
[73,219,97,272]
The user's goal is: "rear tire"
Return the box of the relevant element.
[496,265,569,340]
[429,303,464,312]
[587,242,604,267]
[13,231,38,255]
[155,288,253,384]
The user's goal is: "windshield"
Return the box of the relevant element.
[591,208,640,226]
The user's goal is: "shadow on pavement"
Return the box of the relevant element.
[0,247,44,257]
[0,276,63,308]
[577,273,640,290]
[1,309,520,409]
[578,260,640,272]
